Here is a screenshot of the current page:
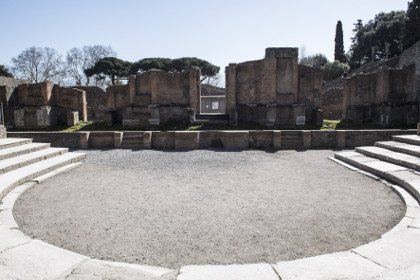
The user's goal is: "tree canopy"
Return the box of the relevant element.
[323,60,351,82]
[402,0,420,50]
[334,21,346,63]
[0,65,13,78]
[299,53,328,69]
[11,47,66,83]
[84,57,132,86]
[130,57,220,83]
[348,11,407,69]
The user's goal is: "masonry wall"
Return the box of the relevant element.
[342,65,417,126]
[73,86,108,121]
[11,82,87,128]
[226,47,322,127]
[322,88,344,120]
[397,40,420,103]
[107,69,200,127]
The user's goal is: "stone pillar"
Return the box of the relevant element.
[79,132,90,148]
[143,132,152,148]
[302,131,311,148]
[66,111,79,126]
[36,106,52,126]
[336,131,346,148]
[79,90,88,121]
[273,131,282,149]
[129,75,136,104]
[189,68,201,114]
[226,64,237,126]
[14,108,25,127]
[316,109,324,126]
[114,132,123,148]
[0,125,6,139]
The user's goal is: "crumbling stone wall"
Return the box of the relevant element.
[226,48,322,127]
[11,82,87,128]
[0,77,30,126]
[397,40,420,102]
[107,69,200,127]
[322,88,344,120]
[73,86,108,121]
[343,65,417,126]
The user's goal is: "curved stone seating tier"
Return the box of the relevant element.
[1,136,420,279]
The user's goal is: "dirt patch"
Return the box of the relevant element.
[14,149,405,269]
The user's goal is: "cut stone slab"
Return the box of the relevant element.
[0,138,32,150]
[356,146,420,171]
[353,228,420,270]
[0,240,89,280]
[57,259,170,280]
[376,141,420,157]
[178,264,278,280]
[0,152,85,200]
[385,170,420,202]
[0,143,50,160]
[273,251,386,280]
[359,263,420,280]
[0,227,31,253]
[393,135,420,146]
[0,147,68,174]
[0,182,36,211]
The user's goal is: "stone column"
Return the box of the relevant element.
[226,64,237,126]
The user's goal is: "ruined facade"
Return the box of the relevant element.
[226,48,323,127]
[342,65,417,126]
[107,68,201,127]
[12,82,87,128]
[0,77,29,126]
[200,84,226,114]
[322,40,420,126]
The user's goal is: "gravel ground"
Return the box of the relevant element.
[14,149,404,269]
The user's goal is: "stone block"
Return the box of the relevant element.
[179,263,278,280]
[123,119,140,127]
[273,131,282,149]
[79,132,90,148]
[151,132,175,149]
[36,106,52,126]
[66,111,79,126]
[143,132,152,148]
[417,123,420,135]
[88,132,115,148]
[114,132,123,148]
[302,131,311,148]
[249,131,273,149]
[219,131,249,149]
[336,131,346,148]
[14,109,25,127]
[175,132,199,149]
[198,131,223,149]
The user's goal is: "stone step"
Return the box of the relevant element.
[0,143,50,161]
[121,139,143,144]
[123,132,146,136]
[120,144,144,149]
[375,141,420,157]
[356,146,420,172]
[393,135,420,146]
[0,138,32,150]
[0,152,86,200]
[0,148,68,175]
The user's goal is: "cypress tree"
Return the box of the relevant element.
[334,21,346,62]
[402,0,420,50]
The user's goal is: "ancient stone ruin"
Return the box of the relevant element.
[226,48,323,127]
[322,40,420,127]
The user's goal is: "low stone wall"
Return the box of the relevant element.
[7,129,416,150]
[0,125,6,138]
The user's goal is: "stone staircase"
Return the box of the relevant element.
[0,138,85,200]
[335,134,420,201]
[120,132,147,149]
[195,114,229,124]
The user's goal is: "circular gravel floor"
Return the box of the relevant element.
[14,149,404,269]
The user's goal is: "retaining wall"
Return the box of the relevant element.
[7,129,416,150]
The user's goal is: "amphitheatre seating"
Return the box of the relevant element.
[1,136,420,279]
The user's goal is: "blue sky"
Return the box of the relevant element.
[0,0,409,82]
